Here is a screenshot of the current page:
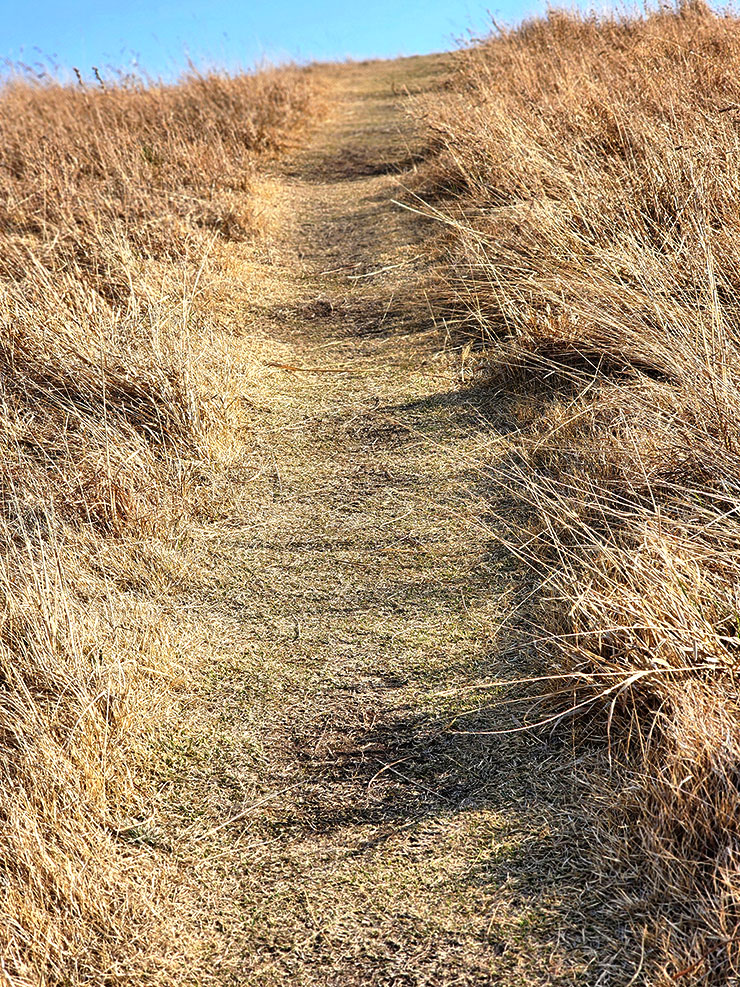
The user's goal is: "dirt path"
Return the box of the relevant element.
[158,58,636,986]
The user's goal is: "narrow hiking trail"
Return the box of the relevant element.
[159,59,638,986]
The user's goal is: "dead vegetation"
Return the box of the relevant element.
[0,64,318,985]
[414,4,740,981]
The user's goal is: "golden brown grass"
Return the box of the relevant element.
[414,5,740,982]
[0,64,318,985]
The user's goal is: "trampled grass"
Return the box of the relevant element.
[413,4,740,980]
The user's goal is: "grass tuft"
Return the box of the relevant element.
[415,5,740,980]
[0,62,319,984]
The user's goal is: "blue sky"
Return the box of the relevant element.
[1,0,546,81]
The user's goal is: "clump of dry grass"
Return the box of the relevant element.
[0,63,318,984]
[415,5,740,981]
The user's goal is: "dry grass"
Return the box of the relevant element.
[414,5,740,982]
[0,64,319,985]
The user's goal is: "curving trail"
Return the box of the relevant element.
[158,58,634,987]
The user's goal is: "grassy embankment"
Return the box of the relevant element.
[0,65,318,985]
[415,5,740,981]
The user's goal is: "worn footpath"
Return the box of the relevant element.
[156,58,640,986]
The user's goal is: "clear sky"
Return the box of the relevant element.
[1,0,546,81]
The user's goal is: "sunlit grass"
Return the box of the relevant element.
[415,4,740,979]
